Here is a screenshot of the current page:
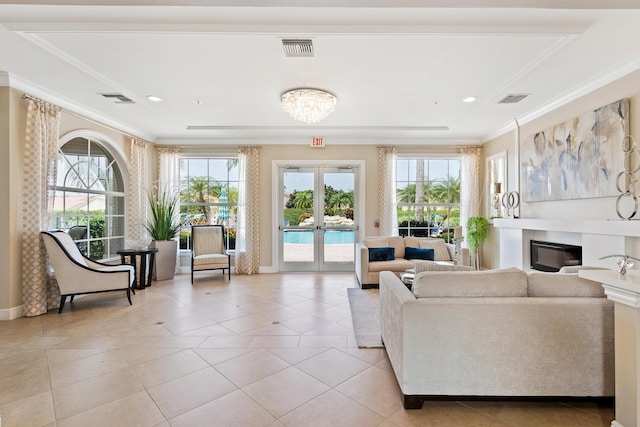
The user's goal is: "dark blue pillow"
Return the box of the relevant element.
[405,246,435,261]
[369,247,395,262]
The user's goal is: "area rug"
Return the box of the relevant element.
[347,288,384,348]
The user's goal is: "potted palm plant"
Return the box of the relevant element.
[145,189,181,280]
[466,216,489,270]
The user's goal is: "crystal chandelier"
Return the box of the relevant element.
[281,88,337,124]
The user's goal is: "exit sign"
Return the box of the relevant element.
[311,137,325,148]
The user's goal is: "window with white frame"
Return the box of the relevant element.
[396,156,461,242]
[49,137,126,260]
[179,157,238,250]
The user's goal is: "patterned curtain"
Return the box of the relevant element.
[21,96,61,316]
[378,146,398,236]
[127,138,149,244]
[235,146,260,274]
[157,145,181,273]
[460,145,483,237]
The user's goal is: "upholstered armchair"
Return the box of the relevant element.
[191,224,231,283]
[41,230,134,313]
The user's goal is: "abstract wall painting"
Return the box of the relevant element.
[520,98,629,202]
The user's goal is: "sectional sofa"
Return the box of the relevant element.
[379,268,614,409]
[355,235,471,288]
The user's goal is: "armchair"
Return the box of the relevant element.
[191,224,231,283]
[41,230,134,313]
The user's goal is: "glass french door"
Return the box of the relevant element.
[279,166,358,272]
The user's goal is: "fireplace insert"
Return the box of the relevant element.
[530,240,582,272]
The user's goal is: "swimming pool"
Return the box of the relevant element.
[284,230,354,244]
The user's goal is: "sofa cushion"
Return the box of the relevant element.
[388,236,406,259]
[368,247,395,262]
[405,246,434,261]
[363,237,389,248]
[527,271,606,297]
[368,259,415,272]
[418,239,452,261]
[412,268,528,298]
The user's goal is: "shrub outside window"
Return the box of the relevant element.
[48,137,126,260]
[396,157,461,243]
[179,157,238,251]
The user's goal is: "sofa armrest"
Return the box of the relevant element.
[355,242,370,285]
[444,243,471,266]
[379,271,416,383]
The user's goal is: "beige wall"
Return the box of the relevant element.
[481,69,640,269]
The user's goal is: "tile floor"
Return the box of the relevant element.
[0,272,614,426]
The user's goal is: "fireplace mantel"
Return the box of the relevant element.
[493,218,640,237]
[493,218,640,270]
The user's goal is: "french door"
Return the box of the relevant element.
[278,166,359,272]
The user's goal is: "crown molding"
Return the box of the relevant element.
[0,71,10,86]
[482,55,640,143]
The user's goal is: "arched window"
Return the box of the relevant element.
[48,136,126,260]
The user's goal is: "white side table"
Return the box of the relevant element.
[580,269,640,427]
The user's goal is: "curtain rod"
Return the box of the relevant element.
[22,93,153,145]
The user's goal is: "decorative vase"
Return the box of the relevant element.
[150,239,177,280]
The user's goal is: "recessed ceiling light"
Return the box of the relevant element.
[195,99,202,105]
[462,96,477,103]
[146,95,162,102]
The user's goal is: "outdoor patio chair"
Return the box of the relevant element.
[191,224,231,283]
[41,230,134,313]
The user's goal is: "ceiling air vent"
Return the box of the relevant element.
[498,94,529,104]
[100,93,135,104]
[282,39,314,57]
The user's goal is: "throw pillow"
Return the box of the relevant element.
[404,246,435,261]
[419,239,451,261]
[368,246,395,262]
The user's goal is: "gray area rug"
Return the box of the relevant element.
[347,288,384,348]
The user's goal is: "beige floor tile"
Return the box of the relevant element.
[265,347,328,364]
[197,335,254,348]
[193,347,254,365]
[241,323,300,336]
[249,335,301,348]
[169,389,276,427]
[299,335,348,348]
[159,313,217,334]
[288,300,331,313]
[52,367,144,419]
[296,348,370,387]
[0,391,55,427]
[279,389,384,427]
[219,314,273,334]
[338,347,388,365]
[46,348,110,366]
[49,349,129,389]
[310,306,352,322]
[131,349,209,388]
[388,401,512,427]
[242,366,330,418]
[302,323,355,337]
[460,401,613,427]
[214,349,290,387]
[56,390,165,427]
[122,346,183,366]
[279,314,332,334]
[150,336,207,348]
[0,350,51,406]
[171,323,236,336]
[335,366,403,417]
[148,367,237,419]
[203,306,253,322]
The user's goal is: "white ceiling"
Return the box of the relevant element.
[1,1,640,145]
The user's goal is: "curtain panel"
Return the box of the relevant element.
[127,138,149,244]
[22,97,62,316]
[378,146,398,236]
[156,145,181,273]
[235,146,260,274]
[460,145,483,238]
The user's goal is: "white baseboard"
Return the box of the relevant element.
[0,304,24,320]
[611,421,624,427]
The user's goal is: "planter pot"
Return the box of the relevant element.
[150,239,177,281]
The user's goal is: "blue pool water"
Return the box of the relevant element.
[284,231,354,244]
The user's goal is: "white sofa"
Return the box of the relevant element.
[379,268,614,409]
[355,235,471,288]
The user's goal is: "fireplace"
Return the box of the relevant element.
[530,240,582,272]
